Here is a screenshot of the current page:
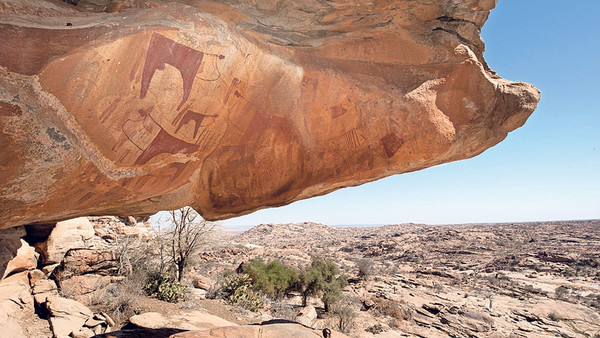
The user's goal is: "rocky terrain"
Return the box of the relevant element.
[1,216,599,337]
[0,215,352,337]
[196,220,600,337]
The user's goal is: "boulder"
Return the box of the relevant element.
[35,218,95,265]
[128,312,169,330]
[54,248,119,280]
[56,274,113,305]
[28,269,46,286]
[192,275,213,290]
[171,321,349,338]
[0,227,26,279]
[2,239,39,279]
[71,327,95,338]
[296,305,318,327]
[129,310,237,331]
[0,272,32,337]
[0,271,33,309]
[0,239,40,279]
[89,216,154,241]
[46,296,93,338]
[0,0,539,227]
[32,278,59,307]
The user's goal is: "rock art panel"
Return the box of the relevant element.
[0,0,539,227]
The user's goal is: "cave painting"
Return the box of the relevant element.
[141,33,204,110]
[381,132,404,158]
[116,33,225,166]
[173,109,218,139]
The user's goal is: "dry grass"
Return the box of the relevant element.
[372,297,413,325]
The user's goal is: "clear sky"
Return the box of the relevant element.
[220,1,600,229]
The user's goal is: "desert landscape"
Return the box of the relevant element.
[1,216,598,337]
[1,0,597,337]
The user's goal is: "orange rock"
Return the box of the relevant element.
[0,0,539,227]
[1,239,39,279]
[171,322,349,338]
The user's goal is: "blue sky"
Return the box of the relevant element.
[221,1,600,228]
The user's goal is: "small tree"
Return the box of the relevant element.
[155,206,217,282]
[243,258,298,299]
[322,275,347,312]
[297,257,347,311]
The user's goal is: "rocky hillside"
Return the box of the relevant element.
[2,216,598,337]
[196,220,600,337]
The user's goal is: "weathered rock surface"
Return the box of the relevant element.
[0,272,33,338]
[296,305,318,327]
[171,321,349,338]
[0,0,539,227]
[46,295,94,337]
[2,239,39,279]
[0,226,27,278]
[34,217,95,265]
[129,310,237,331]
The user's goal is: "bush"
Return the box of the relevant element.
[89,279,144,326]
[269,300,297,321]
[321,276,348,312]
[356,258,375,281]
[548,311,561,322]
[366,323,386,334]
[297,257,347,312]
[555,286,569,299]
[242,259,298,299]
[144,272,187,303]
[222,273,263,312]
[335,305,356,333]
[373,298,413,322]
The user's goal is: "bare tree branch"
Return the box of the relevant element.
[156,206,218,282]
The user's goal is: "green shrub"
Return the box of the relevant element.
[222,273,263,312]
[297,257,347,312]
[242,259,298,299]
[144,272,187,303]
[322,276,348,312]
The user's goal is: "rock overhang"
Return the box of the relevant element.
[0,0,539,228]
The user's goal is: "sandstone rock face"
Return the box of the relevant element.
[171,322,349,338]
[0,272,33,338]
[35,217,95,265]
[296,305,318,327]
[129,310,237,331]
[46,296,94,337]
[0,226,26,278]
[0,0,539,227]
[2,239,39,279]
